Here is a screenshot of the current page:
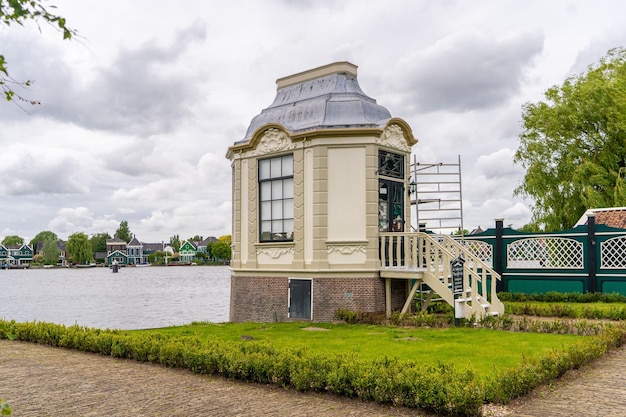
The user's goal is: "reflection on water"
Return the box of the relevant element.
[0,265,231,330]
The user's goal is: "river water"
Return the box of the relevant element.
[0,265,231,330]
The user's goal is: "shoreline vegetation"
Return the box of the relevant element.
[2,262,227,270]
[2,302,625,417]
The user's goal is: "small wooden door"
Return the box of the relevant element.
[289,279,311,319]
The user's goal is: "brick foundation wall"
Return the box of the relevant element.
[390,279,410,312]
[230,274,410,322]
[230,275,289,322]
[312,277,386,321]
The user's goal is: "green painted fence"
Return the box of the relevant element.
[461,218,626,295]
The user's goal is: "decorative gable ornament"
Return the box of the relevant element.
[251,128,295,157]
[378,124,410,153]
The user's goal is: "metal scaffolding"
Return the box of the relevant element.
[410,154,464,236]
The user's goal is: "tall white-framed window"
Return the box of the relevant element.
[259,154,294,242]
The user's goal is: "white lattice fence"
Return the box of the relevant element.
[601,236,626,269]
[462,240,493,267]
[507,237,584,269]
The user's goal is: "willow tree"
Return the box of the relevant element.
[41,239,60,265]
[515,48,626,231]
[66,232,93,265]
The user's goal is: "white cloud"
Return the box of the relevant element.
[394,30,544,113]
[2,0,625,243]
[48,207,119,238]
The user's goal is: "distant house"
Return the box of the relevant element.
[127,236,144,265]
[0,244,8,267]
[179,240,198,263]
[142,242,164,257]
[197,236,218,254]
[35,240,68,266]
[107,250,129,266]
[575,207,626,229]
[2,243,33,267]
[139,242,175,264]
[470,226,484,235]
[106,236,128,266]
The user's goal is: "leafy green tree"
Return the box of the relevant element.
[518,223,541,233]
[1,0,75,103]
[515,48,626,231]
[170,235,181,253]
[90,232,111,253]
[115,221,132,243]
[218,234,231,245]
[1,235,23,246]
[188,235,203,242]
[66,232,92,264]
[147,250,166,265]
[211,240,231,262]
[206,241,215,260]
[29,230,58,248]
[41,239,60,265]
[195,251,207,263]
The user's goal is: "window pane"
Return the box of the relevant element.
[282,155,293,176]
[260,182,271,201]
[283,198,294,218]
[272,180,283,199]
[283,178,294,198]
[284,219,294,235]
[393,185,404,203]
[272,200,283,218]
[259,159,270,180]
[261,201,271,220]
[272,220,283,233]
[271,157,282,177]
[261,221,272,233]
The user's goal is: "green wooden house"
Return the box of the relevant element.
[179,240,198,263]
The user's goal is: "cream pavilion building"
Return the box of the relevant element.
[227,62,420,322]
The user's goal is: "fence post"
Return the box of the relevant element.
[494,218,504,292]
[587,213,597,293]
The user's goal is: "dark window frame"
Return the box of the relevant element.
[258,154,294,242]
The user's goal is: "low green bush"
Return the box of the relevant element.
[335,309,388,325]
[337,308,453,327]
[1,319,625,417]
[505,301,626,320]
[499,291,626,303]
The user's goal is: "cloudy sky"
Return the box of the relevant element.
[1,0,625,243]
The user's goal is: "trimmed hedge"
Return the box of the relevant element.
[499,291,626,303]
[503,302,626,320]
[1,319,625,417]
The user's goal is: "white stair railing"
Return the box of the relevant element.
[379,233,504,319]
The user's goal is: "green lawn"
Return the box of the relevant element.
[132,322,585,375]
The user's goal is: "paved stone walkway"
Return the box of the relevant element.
[506,343,626,417]
[0,340,431,417]
[2,339,626,416]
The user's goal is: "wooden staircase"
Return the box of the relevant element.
[379,232,504,320]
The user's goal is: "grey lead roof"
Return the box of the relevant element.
[238,63,392,144]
